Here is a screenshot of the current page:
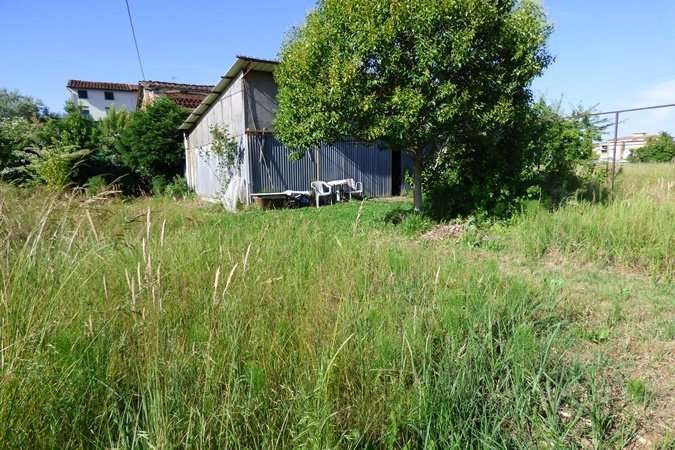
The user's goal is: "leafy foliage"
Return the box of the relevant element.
[56,102,97,149]
[209,124,239,167]
[0,117,41,179]
[95,106,131,162]
[114,97,188,187]
[629,132,675,163]
[0,88,189,194]
[275,0,552,212]
[520,101,606,205]
[3,144,90,189]
[0,88,51,120]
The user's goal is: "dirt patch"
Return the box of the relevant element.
[421,223,465,241]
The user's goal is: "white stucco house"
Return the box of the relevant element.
[593,132,656,162]
[66,80,139,120]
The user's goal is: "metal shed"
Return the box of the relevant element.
[180,56,408,202]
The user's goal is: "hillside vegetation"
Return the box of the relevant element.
[0,164,673,448]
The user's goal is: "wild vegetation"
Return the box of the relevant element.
[1,164,672,448]
[0,89,187,194]
[629,132,675,163]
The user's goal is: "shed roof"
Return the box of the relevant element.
[179,55,279,131]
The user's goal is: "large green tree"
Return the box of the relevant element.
[274,0,552,212]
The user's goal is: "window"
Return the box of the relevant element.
[601,145,608,153]
[79,106,91,118]
[104,91,115,100]
[77,90,88,99]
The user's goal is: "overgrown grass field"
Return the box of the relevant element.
[0,164,673,448]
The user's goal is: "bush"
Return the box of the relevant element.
[4,144,90,190]
[424,100,603,218]
[629,132,675,163]
[115,97,188,188]
[0,117,40,180]
[163,175,191,199]
[95,106,131,164]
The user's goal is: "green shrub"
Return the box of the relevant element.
[163,175,191,199]
[0,117,40,179]
[629,132,675,163]
[150,175,168,196]
[115,97,188,187]
[4,144,90,190]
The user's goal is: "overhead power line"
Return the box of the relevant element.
[124,0,146,80]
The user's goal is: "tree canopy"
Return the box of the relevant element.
[0,88,50,121]
[274,0,552,212]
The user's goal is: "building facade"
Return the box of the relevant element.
[593,132,655,162]
[66,79,213,119]
[66,80,138,120]
[180,56,409,202]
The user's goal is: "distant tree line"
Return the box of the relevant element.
[0,88,188,194]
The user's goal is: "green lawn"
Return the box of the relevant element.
[0,164,673,449]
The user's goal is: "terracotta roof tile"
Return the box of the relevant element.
[165,92,209,109]
[139,80,214,92]
[67,80,138,91]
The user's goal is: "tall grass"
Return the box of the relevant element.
[0,186,629,448]
[500,164,674,278]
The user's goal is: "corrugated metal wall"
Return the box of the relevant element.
[248,134,394,197]
[186,72,248,200]
[320,141,392,197]
[186,137,248,199]
[248,134,316,192]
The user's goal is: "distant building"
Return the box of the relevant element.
[66,79,214,120]
[593,132,656,162]
[66,80,138,120]
[137,81,213,110]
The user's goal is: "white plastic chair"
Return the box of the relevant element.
[348,180,363,200]
[310,181,333,208]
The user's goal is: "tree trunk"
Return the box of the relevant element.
[412,152,423,213]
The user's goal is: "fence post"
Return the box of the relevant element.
[611,111,619,194]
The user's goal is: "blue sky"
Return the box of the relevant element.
[1,0,674,137]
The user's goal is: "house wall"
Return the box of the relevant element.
[593,133,653,162]
[67,88,137,120]
[185,72,248,199]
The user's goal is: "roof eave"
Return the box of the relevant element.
[178,56,279,132]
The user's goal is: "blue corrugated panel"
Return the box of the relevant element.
[248,134,316,193]
[247,134,394,197]
[319,141,392,197]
